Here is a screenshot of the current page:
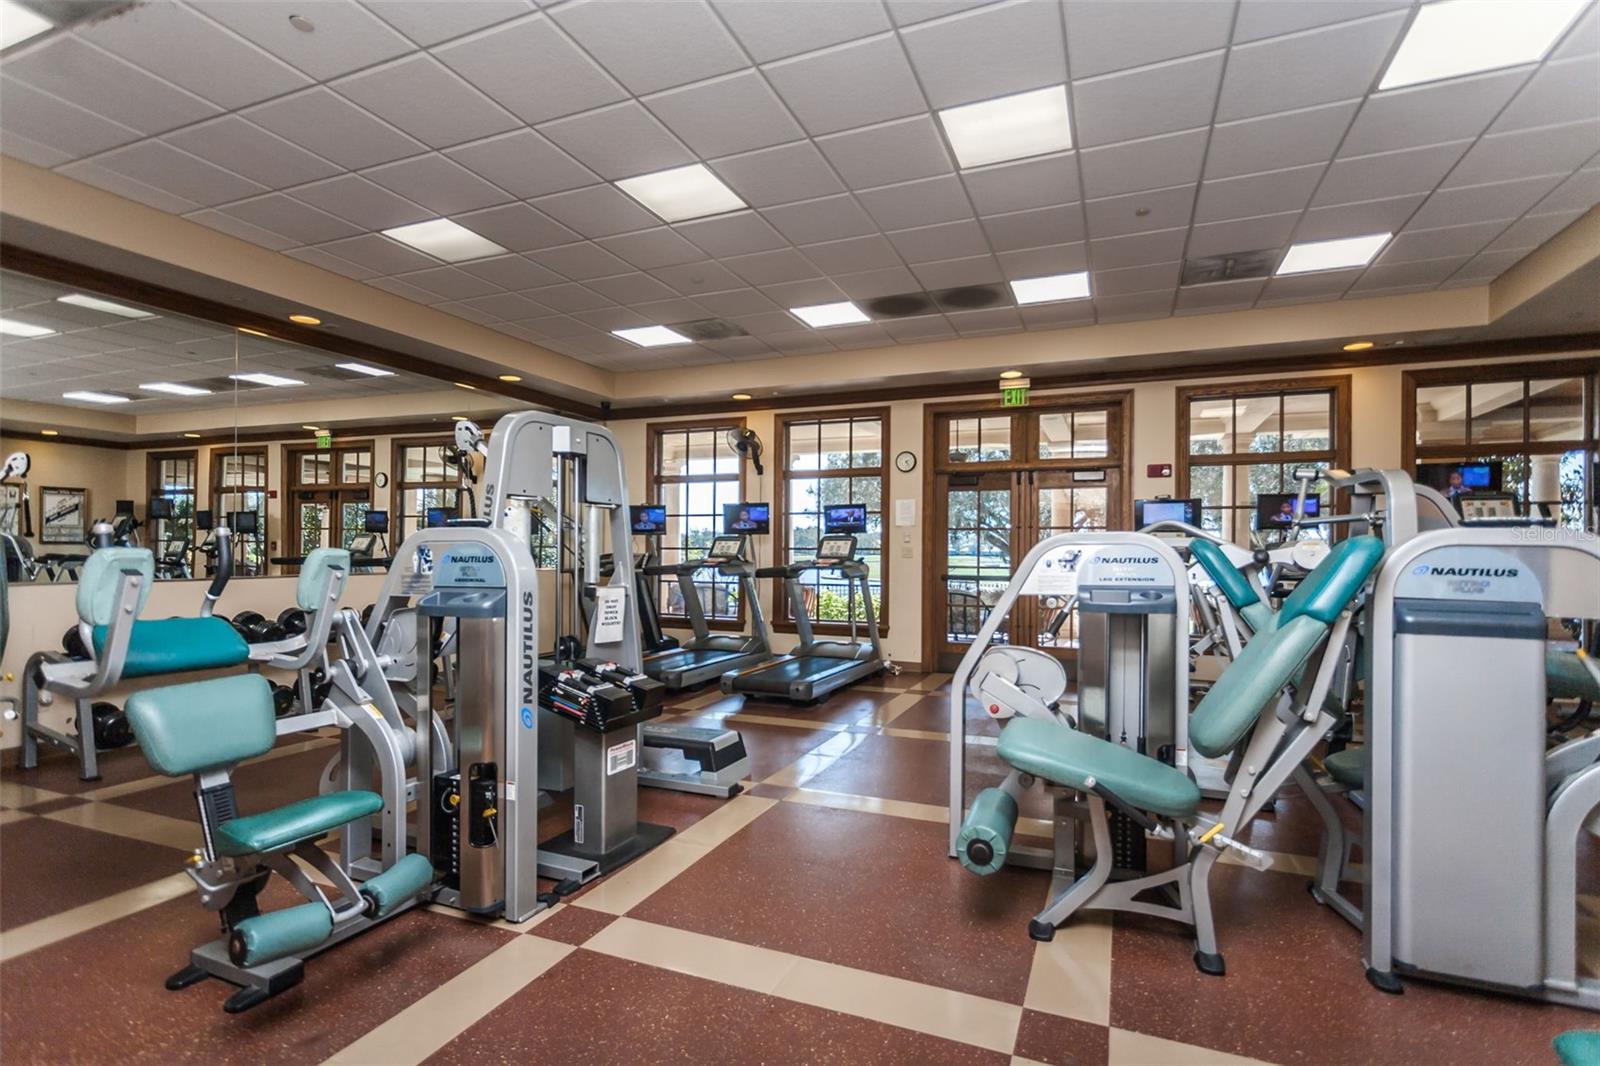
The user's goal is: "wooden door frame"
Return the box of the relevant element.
[283,439,376,563]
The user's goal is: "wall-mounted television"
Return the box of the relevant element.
[723,502,770,534]
[823,504,867,534]
[629,504,666,534]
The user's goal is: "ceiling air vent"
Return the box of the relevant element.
[933,285,1004,310]
[1180,249,1279,286]
[866,292,934,317]
[669,318,749,341]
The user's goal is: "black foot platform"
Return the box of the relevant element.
[541,821,675,876]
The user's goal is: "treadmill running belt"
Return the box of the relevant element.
[647,648,741,670]
[738,656,858,687]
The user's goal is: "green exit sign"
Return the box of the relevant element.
[1001,385,1030,407]
[317,433,333,449]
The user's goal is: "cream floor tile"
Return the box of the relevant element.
[677,688,740,712]
[0,781,67,808]
[775,954,1021,1054]
[762,730,872,788]
[584,916,800,995]
[423,902,532,934]
[882,726,948,741]
[914,673,952,691]
[785,787,948,824]
[1108,1028,1276,1066]
[733,712,851,733]
[1220,847,1317,878]
[322,935,573,1066]
[41,801,200,851]
[0,871,192,962]
[0,809,34,826]
[570,838,714,916]
[672,794,776,849]
[862,691,928,728]
[1023,913,1112,1026]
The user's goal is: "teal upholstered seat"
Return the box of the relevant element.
[1324,746,1365,788]
[125,674,277,776]
[93,616,249,677]
[214,791,383,857]
[998,718,1202,818]
[1554,1030,1600,1066]
[1548,650,1600,702]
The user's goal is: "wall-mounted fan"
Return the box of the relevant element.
[726,427,765,476]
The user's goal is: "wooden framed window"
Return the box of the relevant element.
[209,446,269,574]
[1177,377,1351,547]
[285,441,375,557]
[1404,358,1599,531]
[392,436,458,544]
[774,409,888,633]
[146,450,197,553]
[646,419,747,625]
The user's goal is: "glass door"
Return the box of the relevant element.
[297,491,334,555]
[939,472,1015,656]
[1028,470,1114,654]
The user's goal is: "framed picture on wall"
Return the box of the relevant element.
[0,484,20,536]
[39,486,87,544]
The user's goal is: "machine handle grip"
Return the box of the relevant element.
[200,522,233,618]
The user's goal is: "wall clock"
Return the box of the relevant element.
[894,450,917,473]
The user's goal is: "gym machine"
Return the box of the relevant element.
[641,530,773,689]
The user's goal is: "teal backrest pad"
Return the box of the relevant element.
[1189,539,1263,611]
[1189,613,1327,758]
[296,548,350,612]
[125,674,276,776]
[76,548,154,626]
[1277,536,1385,625]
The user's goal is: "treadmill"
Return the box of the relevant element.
[721,527,888,703]
[642,533,773,689]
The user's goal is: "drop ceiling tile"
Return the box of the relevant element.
[522,282,613,312]
[82,1,311,110]
[433,13,627,125]
[1350,255,1471,291]
[1444,120,1600,189]
[761,34,928,137]
[1091,260,1180,297]
[1186,211,1301,258]
[2,37,219,136]
[1083,183,1195,239]
[1020,300,1097,328]
[445,130,599,200]
[312,234,439,274]
[675,212,790,258]
[643,69,806,160]
[1071,50,1223,148]
[1079,127,1208,199]
[900,0,1066,109]
[701,335,775,358]
[288,174,433,231]
[241,87,426,171]
[571,305,653,331]
[816,115,954,189]
[1408,173,1568,230]
[1196,163,1325,224]
[1094,290,1175,322]
[884,219,989,263]
[363,1,529,46]
[1258,267,1364,302]
[0,131,72,168]
[334,54,520,149]
[709,141,847,208]
[832,265,924,299]
[457,252,563,291]
[457,252,569,291]
[193,0,415,80]
[880,314,957,341]
[764,330,839,354]
[728,310,808,336]
[1088,227,1187,270]
[1173,278,1268,313]
[392,266,503,300]
[1492,55,1600,133]
[798,234,904,274]
[551,0,746,95]
[1233,0,1410,44]
[1483,209,1585,253]
[1313,140,1472,207]
[717,247,820,285]
[212,193,364,244]
[948,306,1024,334]
[1380,221,1509,264]
[540,101,698,181]
[1554,2,1599,59]
[960,152,1080,215]
[761,194,879,244]
[184,208,298,250]
[363,153,513,215]
[825,323,897,349]
[162,117,336,191]
[579,272,678,305]
[595,228,707,271]
[756,277,848,306]
[1294,193,1427,241]
[996,242,1088,279]
[650,261,747,294]
[531,185,659,239]
[910,254,1005,289]
[632,296,713,320]
[0,76,142,159]
[885,0,995,27]
[504,314,594,339]
[981,204,1086,251]
[366,275,446,303]
[436,300,499,325]
[530,242,635,281]
[1066,0,1233,79]
[853,174,975,233]
[1339,68,1531,158]
[1530,165,1600,215]
[692,289,780,316]
[1219,11,1407,122]
[453,202,581,251]
[712,0,891,63]
[1204,99,1361,181]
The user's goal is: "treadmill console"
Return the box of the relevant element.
[704,535,745,563]
[815,535,857,566]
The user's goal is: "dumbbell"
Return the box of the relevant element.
[89,701,134,749]
[308,667,334,706]
[277,607,309,638]
[61,627,89,661]
[270,683,296,717]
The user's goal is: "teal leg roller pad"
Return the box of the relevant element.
[229,902,334,967]
[360,853,435,918]
[958,788,1018,875]
[1554,1031,1600,1066]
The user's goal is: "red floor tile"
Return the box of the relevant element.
[1013,1009,1110,1066]
[109,747,336,822]
[671,713,839,781]
[530,905,618,946]
[0,817,190,931]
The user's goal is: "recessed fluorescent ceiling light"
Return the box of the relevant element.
[613,325,692,347]
[938,84,1073,169]
[1010,271,1090,305]
[789,302,870,328]
[56,294,154,318]
[230,372,304,387]
[63,390,130,404]
[616,164,746,223]
[336,362,395,377]
[1276,233,1391,275]
[381,218,508,263]
[0,0,53,50]
[0,316,55,337]
[140,382,212,396]
[1379,0,1587,90]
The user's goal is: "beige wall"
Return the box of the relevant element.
[0,436,135,556]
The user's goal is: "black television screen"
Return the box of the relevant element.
[1415,461,1502,497]
[364,510,389,533]
[195,509,213,532]
[147,496,175,520]
[630,504,666,534]
[230,510,259,534]
[115,499,134,515]
[1256,492,1321,529]
[1134,498,1199,528]
[824,504,867,534]
[426,506,457,528]
[723,502,770,534]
